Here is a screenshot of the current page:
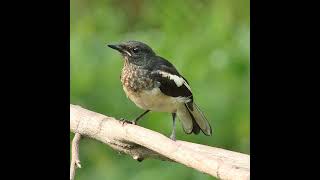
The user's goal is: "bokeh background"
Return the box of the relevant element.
[70,0,249,179]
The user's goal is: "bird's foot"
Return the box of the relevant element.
[119,118,137,126]
[170,134,176,141]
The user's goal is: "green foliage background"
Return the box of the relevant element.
[71,0,249,179]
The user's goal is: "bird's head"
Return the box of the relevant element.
[108,40,156,66]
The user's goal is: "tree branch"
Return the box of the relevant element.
[70,104,250,180]
[70,133,81,180]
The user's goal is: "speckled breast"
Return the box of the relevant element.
[120,62,180,112]
[120,63,154,93]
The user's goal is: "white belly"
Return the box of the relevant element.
[123,86,189,112]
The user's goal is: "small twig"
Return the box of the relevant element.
[70,133,82,180]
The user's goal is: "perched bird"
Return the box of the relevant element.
[107,40,212,140]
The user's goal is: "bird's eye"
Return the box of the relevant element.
[132,48,139,53]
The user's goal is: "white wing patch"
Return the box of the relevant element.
[157,71,192,91]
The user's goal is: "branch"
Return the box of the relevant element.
[70,133,81,180]
[70,104,250,180]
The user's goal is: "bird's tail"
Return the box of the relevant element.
[176,102,212,136]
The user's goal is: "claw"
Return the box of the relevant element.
[120,118,135,126]
[170,134,176,141]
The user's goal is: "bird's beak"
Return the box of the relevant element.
[107,43,132,57]
[107,44,123,52]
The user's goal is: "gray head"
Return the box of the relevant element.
[107,40,156,66]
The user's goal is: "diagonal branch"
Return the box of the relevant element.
[70,104,250,180]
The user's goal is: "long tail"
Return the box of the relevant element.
[176,102,212,136]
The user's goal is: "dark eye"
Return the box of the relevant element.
[132,48,139,53]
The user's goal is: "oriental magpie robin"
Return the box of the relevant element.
[107,41,212,140]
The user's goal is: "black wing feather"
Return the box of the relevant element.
[149,56,193,99]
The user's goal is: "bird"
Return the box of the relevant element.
[107,40,212,140]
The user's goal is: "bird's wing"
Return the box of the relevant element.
[150,56,193,99]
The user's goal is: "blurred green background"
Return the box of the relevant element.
[71,0,249,179]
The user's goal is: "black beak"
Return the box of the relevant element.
[107,44,123,52]
[107,43,132,57]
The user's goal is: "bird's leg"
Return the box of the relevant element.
[133,110,150,125]
[170,113,177,141]
[120,110,150,125]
